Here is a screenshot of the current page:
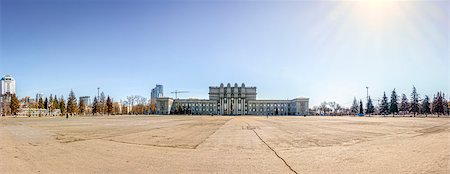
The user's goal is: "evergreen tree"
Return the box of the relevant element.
[92,97,99,115]
[431,94,437,114]
[366,96,375,116]
[410,86,420,117]
[67,90,78,115]
[10,94,20,116]
[443,93,448,115]
[38,97,44,109]
[49,95,53,111]
[433,92,444,116]
[421,95,431,117]
[380,92,389,116]
[400,94,409,115]
[389,89,398,116]
[79,98,86,115]
[351,97,359,114]
[106,96,113,115]
[59,96,66,115]
[52,96,59,111]
[359,100,364,115]
[44,97,49,110]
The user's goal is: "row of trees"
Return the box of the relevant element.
[29,90,115,116]
[34,94,68,115]
[352,86,449,117]
[6,90,156,116]
[90,93,114,115]
[126,95,154,115]
[313,101,346,116]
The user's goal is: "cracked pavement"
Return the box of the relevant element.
[1,115,449,173]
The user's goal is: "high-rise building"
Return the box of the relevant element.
[1,75,16,115]
[1,75,16,95]
[151,84,164,101]
[36,93,44,102]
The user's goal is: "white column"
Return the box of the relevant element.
[243,99,246,115]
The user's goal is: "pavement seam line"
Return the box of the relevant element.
[194,118,234,149]
[251,129,298,174]
[105,139,196,149]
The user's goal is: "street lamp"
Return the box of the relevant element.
[366,86,369,102]
[97,87,100,100]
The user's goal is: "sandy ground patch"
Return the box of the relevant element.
[1,115,449,173]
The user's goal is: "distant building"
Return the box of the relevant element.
[20,96,35,108]
[156,83,309,116]
[0,94,2,115]
[1,75,15,95]
[79,96,91,114]
[151,84,164,101]
[79,96,91,106]
[17,108,61,117]
[36,93,44,102]
[1,75,16,115]
[448,101,450,113]
[156,97,173,115]
[21,96,32,103]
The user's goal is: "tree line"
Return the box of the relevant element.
[351,86,449,117]
[5,89,158,116]
[5,90,116,116]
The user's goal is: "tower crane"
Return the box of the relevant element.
[171,90,189,99]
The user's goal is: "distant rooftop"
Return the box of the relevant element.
[1,75,14,81]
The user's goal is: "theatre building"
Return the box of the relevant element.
[156,83,309,116]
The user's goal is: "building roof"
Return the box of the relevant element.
[1,75,14,81]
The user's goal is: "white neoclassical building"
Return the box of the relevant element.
[156,83,309,116]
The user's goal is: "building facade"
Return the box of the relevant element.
[151,85,164,101]
[36,93,43,102]
[1,75,15,95]
[17,108,61,117]
[155,97,174,115]
[1,75,16,115]
[79,96,91,106]
[0,95,3,115]
[156,83,309,116]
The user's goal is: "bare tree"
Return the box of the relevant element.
[318,101,329,115]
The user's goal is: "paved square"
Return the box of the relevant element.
[1,116,449,173]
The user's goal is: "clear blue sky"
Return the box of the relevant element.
[1,0,448,107]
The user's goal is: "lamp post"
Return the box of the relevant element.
[97,87,100,100]
[97,87,100,115]
[366,86,369,103]
[366,86,369,116]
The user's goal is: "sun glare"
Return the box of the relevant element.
[351,0,402,33]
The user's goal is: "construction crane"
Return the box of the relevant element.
[171,90,189,99]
